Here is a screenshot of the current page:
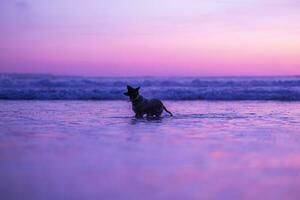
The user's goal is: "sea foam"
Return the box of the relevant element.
[0,74,299,100]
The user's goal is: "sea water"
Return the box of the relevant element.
[0,100,300,200]
[1,74,300,100]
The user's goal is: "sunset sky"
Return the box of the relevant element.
[0,0,300,76]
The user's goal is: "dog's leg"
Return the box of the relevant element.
[154,113,162,119]
[146,113,155,119]
[135,113,143,119]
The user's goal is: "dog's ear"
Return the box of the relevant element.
[127,85,134,90]
[124,92,129,96]
[136,87,140,91]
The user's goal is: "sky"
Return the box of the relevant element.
[0,0,300,76]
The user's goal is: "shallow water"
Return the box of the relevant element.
[0,100,300,200]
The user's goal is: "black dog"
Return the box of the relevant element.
[124,85,173,118]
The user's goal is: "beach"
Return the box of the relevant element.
[2,0,300,198]
[1,100,300,200]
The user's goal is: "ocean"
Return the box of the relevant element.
[0,74,300,200]
[0,74,300,100]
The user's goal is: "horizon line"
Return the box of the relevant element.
[1,72,300,79]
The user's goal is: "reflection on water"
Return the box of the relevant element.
[0,100,300,200]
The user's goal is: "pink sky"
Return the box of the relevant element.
[0,0,300,76]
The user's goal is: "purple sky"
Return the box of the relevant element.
[0,0,300,76]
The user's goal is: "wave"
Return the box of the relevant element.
[0,74,300,101]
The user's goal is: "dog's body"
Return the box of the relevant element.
[132,95,171,118]
[124,85,172,118]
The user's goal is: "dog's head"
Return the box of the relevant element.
[124,85,140,101]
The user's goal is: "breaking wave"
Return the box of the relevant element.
[0,74,300,101]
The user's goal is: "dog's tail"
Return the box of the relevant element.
[163,105,173,116]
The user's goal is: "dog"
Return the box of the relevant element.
[124,85,173,119]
